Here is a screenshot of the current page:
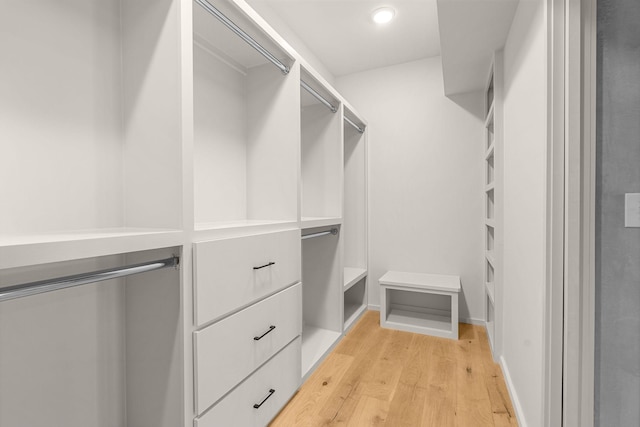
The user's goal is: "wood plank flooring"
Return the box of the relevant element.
[270,311,517,427]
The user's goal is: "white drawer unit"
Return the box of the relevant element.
[195,337,301,427]
[194,283,302,413]
[193,229,301,325]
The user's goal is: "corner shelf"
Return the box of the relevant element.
[486,282,495,304]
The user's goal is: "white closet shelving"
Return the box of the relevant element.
[0,0,184,270]
[192,0,299,233]
[342,108,368,331]
[484,53,503,356]
[1,0,369,424]
[0,247,184,427]
[300,67,343,230]
[301,226,343,379]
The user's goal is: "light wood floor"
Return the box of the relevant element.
[271,311,517,427]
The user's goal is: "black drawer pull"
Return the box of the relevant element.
[253,262,275,270]
[253,388,275,409]
[254,325,276,341]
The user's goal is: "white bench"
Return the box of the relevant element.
[379,271,461,340]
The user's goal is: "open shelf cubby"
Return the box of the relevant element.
[301,226,342,378]
[193,0,298,231]
[344,277,367,331]
[1,0,183,262]
[300,68,342,227]
[384,288,455,336]
[0,248,183,427]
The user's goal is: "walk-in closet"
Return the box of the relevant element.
[1,0,609,425]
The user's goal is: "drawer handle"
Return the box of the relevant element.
[254,325,276,341]
[253,262,275,270]
[253,388,276,409]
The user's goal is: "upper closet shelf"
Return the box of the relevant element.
[343,267,367,291]
[0,228,184,270]
[193,0,298,231]
[300,217,342,229]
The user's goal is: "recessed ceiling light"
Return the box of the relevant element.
[372,7,395,24]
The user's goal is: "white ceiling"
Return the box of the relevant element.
[252,0,441,77]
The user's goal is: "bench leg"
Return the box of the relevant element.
[451,292,459,340]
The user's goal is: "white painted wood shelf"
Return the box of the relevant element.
[300,217,342,229]
[0,228,184,270]
[343,267,367,291]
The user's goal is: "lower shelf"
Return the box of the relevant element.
[344,302,367,331]
[385,307,453,335]
[301,324,341,378]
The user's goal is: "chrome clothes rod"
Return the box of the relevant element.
[301,80,337,113]
[302,228,338,240]
[0,257,179,303]
[344,116,365,134]
[195,0,290,74]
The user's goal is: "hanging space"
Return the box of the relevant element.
[342,108,368,331]
[192,0,299,232]
[301,227,343,379]
[299,67,343,229]
[0,248,184,427]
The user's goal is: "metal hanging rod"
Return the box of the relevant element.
[195,0,290,75]
[301,80,337,113]
[0,256,179,303]
[344,116,365,134]
[302,228,339,240]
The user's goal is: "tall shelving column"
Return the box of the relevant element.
[342,106,368,332]
[484,52,503,357]
[298,66,344,380]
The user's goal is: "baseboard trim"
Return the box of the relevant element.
[367,304,380,311]
[499,356,527,427]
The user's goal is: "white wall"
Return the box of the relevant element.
[500,0,547,426]
[336,58,485,323]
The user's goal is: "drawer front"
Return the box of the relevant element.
[194,229,301,325]
[195,337,301,427]
[194,283,302,413]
